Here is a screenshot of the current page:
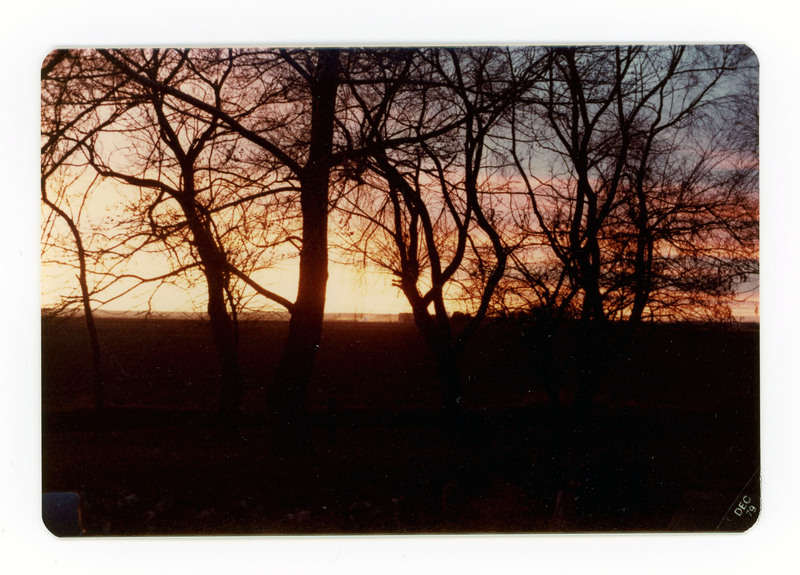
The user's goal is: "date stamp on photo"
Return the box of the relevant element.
[718,471,760,531]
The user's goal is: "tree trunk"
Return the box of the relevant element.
[630,230,654,324]
[76,254,105,435]
[189,239,242,433]
[42,192,105,432]
[80,272,105,432]
[205,270,242,433]
[177,178,244,434]
[266,49,339,455]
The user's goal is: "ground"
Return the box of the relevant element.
[41,317,759,535]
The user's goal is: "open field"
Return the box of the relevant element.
[41,317,759,535]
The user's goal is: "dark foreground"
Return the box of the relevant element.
[41,317,759,535]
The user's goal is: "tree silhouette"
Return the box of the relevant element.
[505,45,758,405]
[41,50,135,429]
[337,48,544,421]
[44,49,317,437]
[42,45,759,455]
[84,50,250,432]
[507,45,757,322]
[94,49,343,451]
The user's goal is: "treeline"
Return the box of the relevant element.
[41,47,758,446]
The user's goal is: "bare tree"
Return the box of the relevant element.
[338,48,542,423]
[41,50,133,428]
[83,50,249,432]
[43,46,758,458]
[506,45,758,405]
[44,49,305,435]
[92,48,341,451]
[509,45,758,321]
[96,48,484,449]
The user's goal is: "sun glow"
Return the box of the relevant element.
[41,247,414,317]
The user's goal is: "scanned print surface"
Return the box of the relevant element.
[41,46,759,535]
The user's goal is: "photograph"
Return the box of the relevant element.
[40,46,759,536]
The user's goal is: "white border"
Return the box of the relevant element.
[3,1,798,574]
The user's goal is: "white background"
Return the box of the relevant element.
[1,1,797,573]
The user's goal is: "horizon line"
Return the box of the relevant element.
[41,308,761,324]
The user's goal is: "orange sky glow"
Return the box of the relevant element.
[40,51,758,323]
[40,163,759,321]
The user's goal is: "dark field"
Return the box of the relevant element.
[41,317,759,535]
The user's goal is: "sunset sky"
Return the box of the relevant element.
[40,226,760,320]
[41,258,415,316]
[40,47,759,322]
[39,160,760,321]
